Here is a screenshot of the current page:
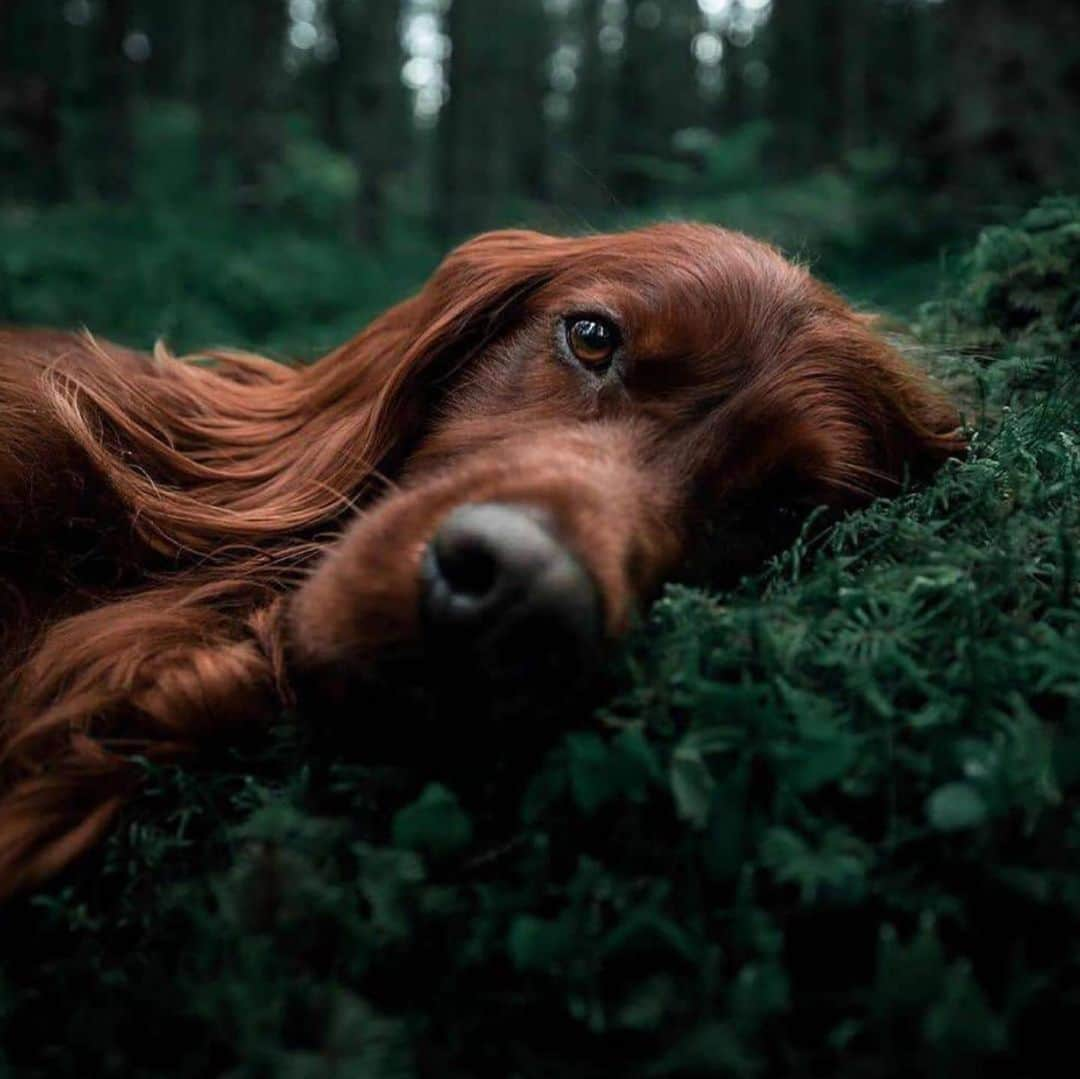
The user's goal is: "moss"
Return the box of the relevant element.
[919,195,1080,362]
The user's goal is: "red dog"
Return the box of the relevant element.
[0,225,964,897]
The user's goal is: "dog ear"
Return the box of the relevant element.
[717,317,967,511]
[295,228,575,494]
[851,329,968,493]
[380,231,565,401]
[784,306,967,502]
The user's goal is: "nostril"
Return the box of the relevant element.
[433,531,499,599]
[421,503,602,664]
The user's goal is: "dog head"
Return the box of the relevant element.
[285,225,964,730]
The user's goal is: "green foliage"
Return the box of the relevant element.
[619,127,955,320]
[392,784,473,858]
[919,195,1080,361]
[0,200,437,355]
[1,203,1079,1076]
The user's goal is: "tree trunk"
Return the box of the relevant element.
[436,0,497,240]
[233,2,286,206]
[352,0,405,247]
[568,0,612,206]
[95,0,133,200]
[320,0,348,151]
[841,0,868,152]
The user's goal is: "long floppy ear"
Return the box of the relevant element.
[716,313,967,512]
[847,322,968,493]
[33,230,578,559]
[346,229,572,458]
[788,304,967,503]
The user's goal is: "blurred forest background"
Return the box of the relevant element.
[2,0,1079,352]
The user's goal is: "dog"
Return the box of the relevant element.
[0,224,965,897]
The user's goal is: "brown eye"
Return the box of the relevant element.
[565,316,618,368]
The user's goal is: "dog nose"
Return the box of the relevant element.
[421,503,601,662]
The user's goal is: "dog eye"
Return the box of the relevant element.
[565,316,618,368]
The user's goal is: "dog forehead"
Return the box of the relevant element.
[611,223,799,287]
[550,226,813,359]
[561,224,807,313]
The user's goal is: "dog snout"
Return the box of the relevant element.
[421,502,601,664]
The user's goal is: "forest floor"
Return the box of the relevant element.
[0,198,1077,1078]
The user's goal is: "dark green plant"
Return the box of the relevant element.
[919,195,1080,361]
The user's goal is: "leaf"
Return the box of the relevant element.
[611,727,665,802]
[507,914,576,973]
[520,750,569,824]
[670,740,715,829]
[567,732,619,815]
[874,918,948,1017]
[923,961,1006,1058]
[353,844,425,940]
[648,1022,759,1077]
[391,784,473,858]
[614,974,679,1032]
[926,783,988,832]
[759,828,871,904]
[704,767,748,881]
[728,961,790,1033]
[788,736,858,793]
[601,908,698,965]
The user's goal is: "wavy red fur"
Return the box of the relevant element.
[0,224,965,898]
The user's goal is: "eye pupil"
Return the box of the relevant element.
[566,316,617,367]
[576,320,607,345]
